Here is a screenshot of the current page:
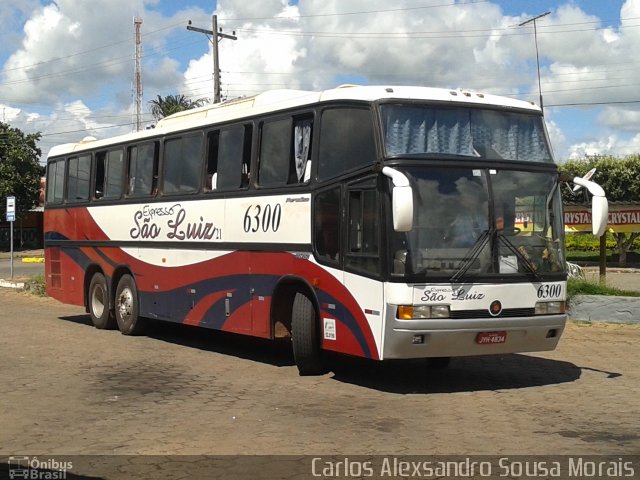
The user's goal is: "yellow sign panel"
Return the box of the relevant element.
[563,206,640,233]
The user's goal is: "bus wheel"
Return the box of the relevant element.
[114,274,146,335]
[291,292,325,376]
[88,272,116,329]
[427,357,451,369]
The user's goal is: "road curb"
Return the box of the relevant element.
[0,279,26,289]
[21,257,45,263]
[568,294,640,324]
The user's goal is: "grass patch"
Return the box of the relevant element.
[567,277,640,300]
[566,250,640,264]
[566,251,611,263]
[23,273,47,297]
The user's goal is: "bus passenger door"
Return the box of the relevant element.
[337,179,384,359]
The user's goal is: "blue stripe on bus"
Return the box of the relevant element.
[316,289,372,359]
[45,236,374,358]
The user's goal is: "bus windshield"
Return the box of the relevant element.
[390,167,565,280]
[381,104,552,162]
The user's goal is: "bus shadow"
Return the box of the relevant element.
[57,314,296,367]
[57,314,585,393]
[325,354,584,394]
[59,314,95,327]
[146,320,296,368]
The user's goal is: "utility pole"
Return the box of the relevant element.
[134,16,143,131]
[519,11,550,112]
[187,15,237,103]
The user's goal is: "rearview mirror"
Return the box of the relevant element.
[382,167,413,232]
[590,195,608,237]
[572,176,608,237]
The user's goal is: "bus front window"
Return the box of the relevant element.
[381,104,552,162]
[390,167,565,280]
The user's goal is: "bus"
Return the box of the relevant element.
[44,85,608,375]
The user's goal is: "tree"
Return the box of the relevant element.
[148,94,208,120]
[559,155,640,266]
[0,122,43,220]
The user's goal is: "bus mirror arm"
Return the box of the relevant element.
[382,167,414,232]
[572,176,609,237]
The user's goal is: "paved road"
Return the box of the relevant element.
[583,267,640,292]
[1,287,639,472]
[0,258,44,281]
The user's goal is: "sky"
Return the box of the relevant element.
[0,0,638,162]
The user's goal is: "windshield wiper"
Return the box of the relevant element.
[449,229,542,283]
[450,228,493,284]
[497,232,540,280]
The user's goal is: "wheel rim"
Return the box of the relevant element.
[117,287,133,322]
[91,284,106,318]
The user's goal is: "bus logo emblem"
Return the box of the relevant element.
[489,300,502,316]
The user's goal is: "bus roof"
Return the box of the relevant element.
[46,85,541,159]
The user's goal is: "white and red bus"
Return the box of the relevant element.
[44,85,608,375]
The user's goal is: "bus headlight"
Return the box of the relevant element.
[397,305,450,319]
[535,301,565,315]
[431,305,451,318]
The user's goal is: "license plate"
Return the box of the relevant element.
[476,331,507,345]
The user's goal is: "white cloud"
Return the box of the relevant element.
[544,117,567,162]
[568,133,640,160]
[182,0,304,100]
[0,0,213,153]
[180,0,542,102]
[538,2,639,108]
[2,0,640,160]
[598,107,640,132]
[0,104,22,123]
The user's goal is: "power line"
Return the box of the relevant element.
[233,21,640,39]
[39,122,136,137]
[218,0,491,21]
[546,99,640,107]
[0,19,189,75]
[4,11,639,81]
[0,37,201,88]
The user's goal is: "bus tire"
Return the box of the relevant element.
[114,274,146,335]
[88,272,116,329]
[291,292,325,376]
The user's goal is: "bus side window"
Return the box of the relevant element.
[95,149,123,200]
[216,124,252,190]
[105,149,124,199]
[314,187,341,263]
[95,152,106,199]
[127,142,158,197]
[163,133,203,194]
[46,160,66,205]
[318,108,376,182]
[241,125,252,187]
[259,118,291,187]
[206,131,220,191]
[294,117,312,183]
[259,116,312,188]
[67,154,91,203]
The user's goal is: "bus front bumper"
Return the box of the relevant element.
[382,314,567,360]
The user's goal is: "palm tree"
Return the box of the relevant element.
[148,94,208,120]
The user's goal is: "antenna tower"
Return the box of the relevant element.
[134,16,143,131]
